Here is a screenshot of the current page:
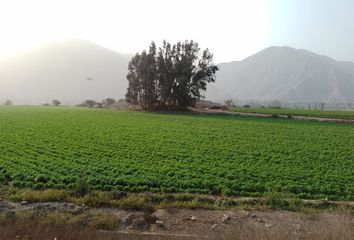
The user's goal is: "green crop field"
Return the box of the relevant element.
[0,106,353,200]
[234,107,354,119]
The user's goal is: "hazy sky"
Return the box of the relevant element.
[0,0,353,63]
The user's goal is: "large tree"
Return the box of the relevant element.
[52,99,61,107]
[126,40,218,110]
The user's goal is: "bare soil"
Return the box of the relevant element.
[0,200,353,240]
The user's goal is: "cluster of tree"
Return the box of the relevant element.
[3,100,13,106]
[77,98,116,108]
[51,99,61,106]
[126,40,219,110]
[307,102,326,110]
[224,99,235,107]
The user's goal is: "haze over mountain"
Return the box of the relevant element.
[208,46,354,104]
[1,39,354,105]
[0,39,130,104]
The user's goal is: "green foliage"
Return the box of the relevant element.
[4,100,13,106]
[224,99,235,107]
[102,98,116,106]
[74,176,90,197]
[78,99,97,108]
[263,192,302,210]
[51,99,61,106]
[0,107,353,200]
[126,40,218,110]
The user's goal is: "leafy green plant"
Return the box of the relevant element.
[74,176,90,197]
[0,107,353,200]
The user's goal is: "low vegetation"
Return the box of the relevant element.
[0,209,120,231]
[0,107,353,201]
[1,187,353,214]
[234,107,354,119]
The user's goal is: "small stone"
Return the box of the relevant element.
[211,223,218,229]
[214,198,221,207]
[156,220,164,227]
[239,210,250,218]
[190,216,197,221]
[221,214,231,223]
[131,216,149,230]
[152,209,166,219]
[122,214,134,225]
[67,203,75,209]
[255,218,265,223]
[265,223,275,228]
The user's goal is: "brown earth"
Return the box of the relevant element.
[0,200,353,240]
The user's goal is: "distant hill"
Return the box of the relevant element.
[0,39,131,104]
[207,46,354,104]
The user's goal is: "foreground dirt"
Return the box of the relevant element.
[1,200,353,240]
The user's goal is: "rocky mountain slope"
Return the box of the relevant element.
[208,46,354,104]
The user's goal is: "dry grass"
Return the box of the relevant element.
[8,188,69,202]
[0,209,120,231]
[1,187,354,214]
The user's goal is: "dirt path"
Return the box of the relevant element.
[188,107,354,124]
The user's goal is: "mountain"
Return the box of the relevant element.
[207,46,354,104]
[0,39,131,104]
[1,41,354,105]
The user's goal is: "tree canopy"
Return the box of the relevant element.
[103,98,116,106]
[126,40,218,110]
[52,99,61,107]
[4,100,13,106]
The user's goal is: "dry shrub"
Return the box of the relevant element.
[115,195,154,211]
[9,189,69,202]
[82,191,111,206]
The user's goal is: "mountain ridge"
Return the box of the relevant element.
[207,46,354,104]
[0,39,130,104]
[1,40,354,105]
